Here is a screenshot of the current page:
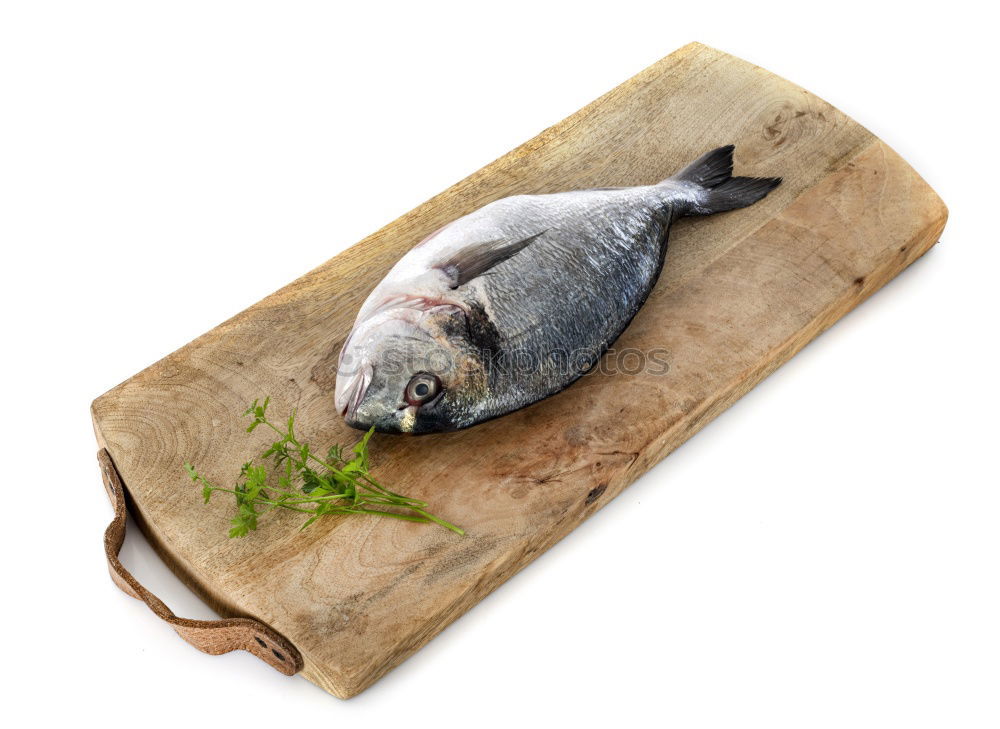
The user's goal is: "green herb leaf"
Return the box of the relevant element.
[184,397,464,538]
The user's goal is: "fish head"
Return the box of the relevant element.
[335,303,489,434]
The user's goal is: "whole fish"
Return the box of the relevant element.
[336,145,780,433]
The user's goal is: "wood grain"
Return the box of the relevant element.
[91,42,947,698]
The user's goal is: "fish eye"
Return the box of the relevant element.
[404,373,441,406]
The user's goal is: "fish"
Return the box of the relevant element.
[335,145,780,433]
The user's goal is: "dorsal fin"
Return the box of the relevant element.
[437,230,546,288]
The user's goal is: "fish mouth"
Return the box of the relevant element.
[335,362,373,420]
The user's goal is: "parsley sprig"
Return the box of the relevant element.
[184,397,464,538]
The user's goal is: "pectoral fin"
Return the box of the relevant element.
[438,230,546,288]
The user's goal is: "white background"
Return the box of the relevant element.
[2,1,997,726]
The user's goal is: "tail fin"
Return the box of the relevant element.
[668,144,781,216]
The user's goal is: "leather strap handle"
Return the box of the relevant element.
[97,448,303,676]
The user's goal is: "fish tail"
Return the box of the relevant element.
[667,145,781,216]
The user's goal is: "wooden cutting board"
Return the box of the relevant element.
[91,42,947,698]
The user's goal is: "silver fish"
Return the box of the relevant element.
[335,145,780,433]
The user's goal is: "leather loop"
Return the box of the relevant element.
[97,449,303,676]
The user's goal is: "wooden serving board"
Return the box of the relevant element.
[91,42,947,698]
